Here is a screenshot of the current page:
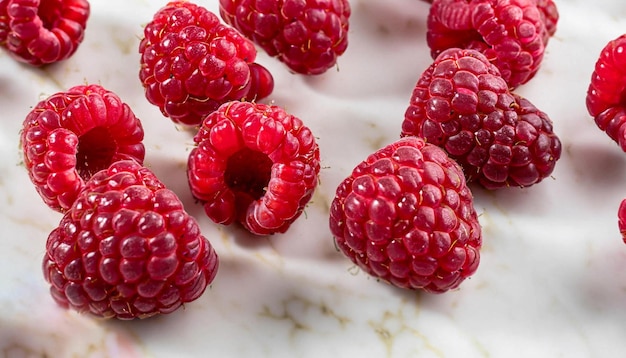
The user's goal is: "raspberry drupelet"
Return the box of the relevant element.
[139,0,274,126]
[401,48,561,189]
[219,0,351,75]
[43,160,220,320]
[187,100,320,236]
[0,0,90,65]
[427,0,547,88]
[20,84,145,212]
[329,137,482,293]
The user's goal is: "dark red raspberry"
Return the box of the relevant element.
[42,160,219,320]
[139,0,274,127]
[0,0,90,65]
[427,0,547,88]
[187,101,320,235]
[219,0,351,75]
[329,137,482,293]
[586,34,626,151]
[20,84,145,212]
[401,48,561,189]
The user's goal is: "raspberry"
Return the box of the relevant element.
[619,199,626,243]
[42,160,219,320]
[219,0,351,75]
[427,0,547,88]
[187,101,320,235]
[586,34,626,151]
[401,48,561,189]
[536,0,558,41]
[329,137,482,293]
[0,0,90,65]
[139,0,274,126]
[20,84,145,212]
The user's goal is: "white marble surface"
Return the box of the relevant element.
[2,0,626,357]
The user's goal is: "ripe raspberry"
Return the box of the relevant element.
[187,101,320,235]
[42,160,220,320]
[536,0,558,41]
[20,84,145,212]
[619,199,626,243]
[218,0,351,75]
[586,34,626,151]
[139,0,274,126]
[329,137,482,293]
[427,0,547,88]
[0,0,90,65]
[401,48,561,189]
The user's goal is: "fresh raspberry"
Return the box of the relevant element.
[20,84,145,212]
[187,101,320,235]
[329,137,482,293]
[218,0,351,75]
[42,160,220,320]
[139,0,274,126]
[619,199,626,243]
[427,0,547,88]
[0,0,90,65]
[422,0,559,42]
[401,48,561,189]
[586,34,626,151]
[535,0,558,41]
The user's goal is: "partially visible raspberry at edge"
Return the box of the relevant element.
[20,84,145,212]
[586,34,626,151]
[187,100,320,235]
[139,0,274,126]
[427,0,547,88]
[329,137,482,293]
[401,48,561,189]
[219,0,351,75]
[0,0,90,66]
[43,160,219,320]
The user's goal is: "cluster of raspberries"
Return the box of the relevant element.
[15,0,341,319]
[21,0,623,319]
[330,0,562,294]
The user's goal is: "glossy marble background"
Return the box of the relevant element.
[2,0,626,357]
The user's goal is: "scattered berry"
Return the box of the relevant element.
[219,0,351,75]
[42,160,219,320]
[329,137,482,293]
[586,34,626,151]
[0,0,90,65]
[427,0,547,88]
[187,100,320,235]
[401,48,561,189]
[139,0,274,126]
[20,84,145,212]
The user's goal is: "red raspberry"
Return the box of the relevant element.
[619,199,626,243]
[139,0,274,126]
[20,84,145,212]
[427,0,547,88]
[219,0,351,75]
[187,101,320,235]
[329,137,482,293]
[535,0,558,41]
[586,34,626,151]
[0,0,90,65]
[42,160,219,320]
[401,48,561,189]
